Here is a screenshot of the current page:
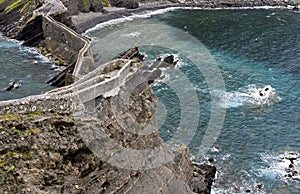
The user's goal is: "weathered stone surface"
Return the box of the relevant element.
[4,1,300,193]
[189,163,216,194]
[60,0,104,15]
[110,0,139,9]
[114,46,145,61]
[143,54,178,84]
[0,58,210,193]
[0,0,44,38]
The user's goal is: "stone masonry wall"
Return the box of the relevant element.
[41,15,95,78]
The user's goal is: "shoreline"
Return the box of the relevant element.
[73,2,299,34]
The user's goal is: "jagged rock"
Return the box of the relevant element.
[114,46,145,61]
[292,6,300,11]
[189,163,216,194]
[110,0,139,9]
[15,15,44,46]
[142,54,178,83]
[0,0,44,38]
[2,80,22,92]
[0,60,216,193]
[61,0,104,15]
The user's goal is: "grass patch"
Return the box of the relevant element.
[26,128,41,135]
[0,0,6,5]
[19,0,32,13]
[100,0,111,7]
[4,0,23,12]
[0,113,22,121]
[27,110,41,116]
[82,0,89,9]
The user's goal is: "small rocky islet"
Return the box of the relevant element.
[0,0,299,193]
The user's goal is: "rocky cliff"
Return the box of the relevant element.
[0,56,215,193]
[1,1,299,194]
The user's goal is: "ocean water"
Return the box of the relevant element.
[88,8,300,193]
[0,35,55,101]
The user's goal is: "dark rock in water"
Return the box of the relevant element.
[292,6,300,11]
[110,0,139,9]
[162,55,179,67]
[12,80,22,90]
[285,154,298,164]
[114,46,145,61]
[143,69,163,84]
[256,183,264,190]
[141,54,179,83]
[189,163,216,194]
[284,153,300,180]
[2,80,22,91]
[208,157,214,163]
[2,80,16,91]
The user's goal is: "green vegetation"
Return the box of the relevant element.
[3,0,32,13]
[0,113,22,121]
[0,153,15,173]
[100,0,111,7]
[82,0,89,9]
[27,110,41,117]
[4,0,23,12]
[0,151,32,173]
[26,128,41,135]
[22,151,32,160]
[19,0,32,13]
[12,126,41,137]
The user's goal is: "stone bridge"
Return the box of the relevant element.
[0,58,139,114]
[0,0,139,114]
[0,1,218,193]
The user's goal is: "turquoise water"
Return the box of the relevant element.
[0,36,55,101]
[89,8,300,193]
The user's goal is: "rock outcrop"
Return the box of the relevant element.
[0,57,215,193]
[110,0,139,9]
[0,0,44,38]
[3,1,300,194]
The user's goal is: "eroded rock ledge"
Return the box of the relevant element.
[3,0,299,193]
[0,57,215,193]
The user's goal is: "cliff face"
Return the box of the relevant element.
[0,57,215,193]
[0,0,44,38]
[7,1,300,193]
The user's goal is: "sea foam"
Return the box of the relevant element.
[217,84,281,108]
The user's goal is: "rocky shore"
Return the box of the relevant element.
[71,0,300,33]
[0,0,299,194]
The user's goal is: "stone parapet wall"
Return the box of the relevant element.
[43,16,84,51]
[42,14,95,79]
[0,93,73,115]
[0,59,136,115]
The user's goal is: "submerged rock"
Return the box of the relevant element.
[2,80,22,92]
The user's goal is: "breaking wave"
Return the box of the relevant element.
[215,84,281,108]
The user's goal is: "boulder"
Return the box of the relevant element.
[189,163,216,194]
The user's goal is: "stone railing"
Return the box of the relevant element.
[42,15,95,79]
[0,59,136,115]
[0,0,139,114]
[35,0,95,83]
